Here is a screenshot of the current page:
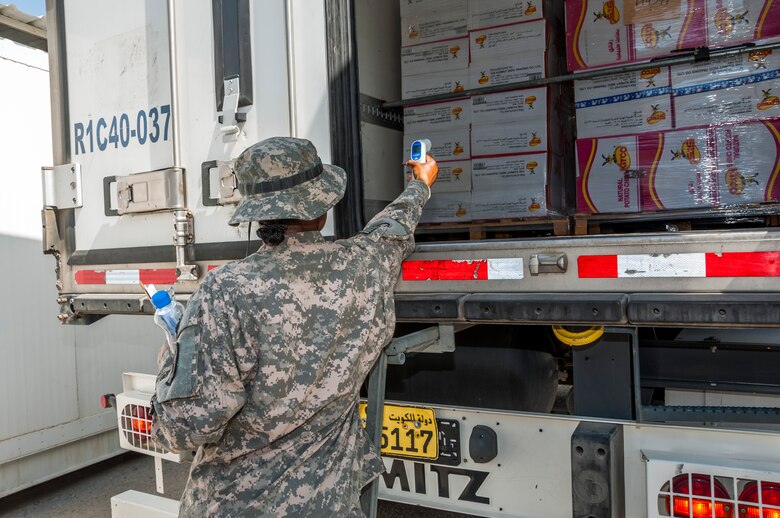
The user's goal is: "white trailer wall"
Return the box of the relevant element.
[0,36,160,498]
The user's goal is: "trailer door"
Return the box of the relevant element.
[46,0,333,298]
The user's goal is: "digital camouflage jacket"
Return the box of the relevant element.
[152,179,430,517]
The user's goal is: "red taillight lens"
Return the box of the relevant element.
[667,474,734,518]
[130,406,151,433]
[738,482,780,518]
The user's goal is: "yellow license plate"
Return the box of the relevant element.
[359,402,438,460]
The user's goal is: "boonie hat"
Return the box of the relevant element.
[228,137,347,226]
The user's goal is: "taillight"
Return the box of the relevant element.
[738,481,780,518]
[661,474,734,518]
[130,405,152,433]
[120,403,153,447]
[659,475,780,518]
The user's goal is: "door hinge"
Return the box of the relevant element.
[42,163,83,209]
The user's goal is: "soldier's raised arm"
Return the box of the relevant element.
[351,157,438,278]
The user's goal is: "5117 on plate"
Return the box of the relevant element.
[359,402,439,461]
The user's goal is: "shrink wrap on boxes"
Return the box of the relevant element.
[641,120,780,210]
[566,0,780,72]
[671,50,780,130]
[577,120,780,214]
[565,0,706,71]
[575,66,672,138]
[576,135,642,213]
[705,0,780,48]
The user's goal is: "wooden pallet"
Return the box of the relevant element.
[417,215,570,240]
[574,205,780,236]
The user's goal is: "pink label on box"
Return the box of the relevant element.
[576,137,641,213]
[565,0,707,71]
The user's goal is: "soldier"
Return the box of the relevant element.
[151,137,438,516]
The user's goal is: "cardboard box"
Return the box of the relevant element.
[575,66,673,138]
[470,20,547,61]
[471,154,549,218]
[400,0,463,16]
[468,52,548,88]
[405,160,472,193]
[401,37,469,77]
[404,99,470,133]
[565,0,707,72]
[401,2,468,46]
[420,191,472,223]
[468,0,557,29]
[672,50,780,130]
[404,129,471,162]
[575,136,642,213]
[472,120,547,156]
[469,21,560,88]
[402,69,469,100]
[471,87,548,125]
[640,121,780,210]
[705,0,780,49]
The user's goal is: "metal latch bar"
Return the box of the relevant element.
[104,168,185,216]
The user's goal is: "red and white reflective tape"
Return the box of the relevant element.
[74,269,178,285]
[579,252,780,279]
[402,258,524,281]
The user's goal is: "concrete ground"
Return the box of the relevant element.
[0,453,473,517]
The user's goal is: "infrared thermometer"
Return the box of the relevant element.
[410,139,432,163]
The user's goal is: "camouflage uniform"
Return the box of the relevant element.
[152,137,430,517]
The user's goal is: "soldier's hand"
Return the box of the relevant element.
[406,155,439,188]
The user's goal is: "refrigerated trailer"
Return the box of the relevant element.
[40,0,780,516]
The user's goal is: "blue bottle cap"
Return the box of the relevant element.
[151,290,172,309]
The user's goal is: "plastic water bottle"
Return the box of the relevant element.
[151,289,184,352]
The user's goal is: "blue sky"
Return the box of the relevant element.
[11,0,45,17]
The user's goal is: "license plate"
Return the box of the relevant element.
[359,402,438,460]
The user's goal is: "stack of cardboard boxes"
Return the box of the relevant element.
[566,0,780,72]
[401,0,568,223]
[568,1,780,214]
